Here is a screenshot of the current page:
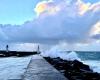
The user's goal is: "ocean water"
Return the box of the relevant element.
[77,52,100,73]
[77,51,100,60]
[0,56,31,80]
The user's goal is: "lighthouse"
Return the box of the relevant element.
[6,45,9,52]
[37,45,40,54]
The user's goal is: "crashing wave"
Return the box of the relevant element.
[41,47,81,61]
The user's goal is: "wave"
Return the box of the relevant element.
[83,60,100,73]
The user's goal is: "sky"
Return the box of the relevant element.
[0,0,40,24]
[83,0,99,3]
[0,0,99,25]
[0,0,100,51]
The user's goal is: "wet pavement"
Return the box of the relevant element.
[22,55,68,80]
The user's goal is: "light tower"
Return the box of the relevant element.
[37,45,40,54]
[6,45,9,52]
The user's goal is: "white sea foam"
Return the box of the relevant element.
[41,47,81,61]
[83,60,100,73]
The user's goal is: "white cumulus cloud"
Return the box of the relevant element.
[0,0,100,45]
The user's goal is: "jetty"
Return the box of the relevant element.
[0,50,37,57]
[22,55,68,80]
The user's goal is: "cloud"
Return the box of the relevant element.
[0,0,100,44]
[90,21,100,39]
[0,25,8,41]
[74,41,100,51]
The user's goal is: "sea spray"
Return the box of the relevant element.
[41,47,81,61]
[83,60,100,73]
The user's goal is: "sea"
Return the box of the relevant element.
[0,56,31,80]
[77,51,100,73]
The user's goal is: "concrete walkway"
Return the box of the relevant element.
[22,55,68,80]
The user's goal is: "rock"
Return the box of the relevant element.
[44,57,100,80]
[72,60,91,71]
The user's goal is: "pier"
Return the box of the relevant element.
[0,45,39,57]
[0,50,37,57]
[22,55,68,80]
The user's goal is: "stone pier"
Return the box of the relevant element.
[22,55,68,80]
